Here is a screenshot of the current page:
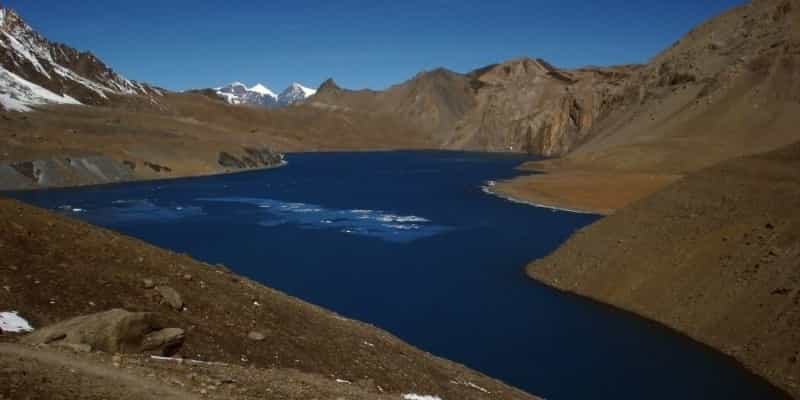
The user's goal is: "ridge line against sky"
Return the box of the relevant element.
[2,0,745,92]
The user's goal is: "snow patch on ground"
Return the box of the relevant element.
[451,380,491,393]
[403,394,443,400]
[1,31,51,79]
[0,66,81,111]
[0,311,34,332]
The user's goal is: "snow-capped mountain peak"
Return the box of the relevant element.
[213,81,317,108]
[276,82,317,106]
[248,83,277,98]
[290,82,316,97]
[215,82,278,107]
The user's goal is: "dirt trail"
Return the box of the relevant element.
[0,343,199,400]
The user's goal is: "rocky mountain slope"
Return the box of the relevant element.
[0,197,540,400]
[0,7,160,111]
[278,82,317,105]
[490,0,800,215]
[562,0,800,174]
[311,0,800,164]
[311,69,477,144]
[527,141,800,397]
[214,81,316,108]
[310,59,638,156]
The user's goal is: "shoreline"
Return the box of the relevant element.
[0,159,289,193]
[481,180,599,215]
[490,169,682,216]
[526,273,794,399]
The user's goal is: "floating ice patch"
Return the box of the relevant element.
[198,197,451,243]
[403,395,443,400]
[0,311,33,333]
[56,199,204,224]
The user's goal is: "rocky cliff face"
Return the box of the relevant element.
[310,59,637,156]
[0,7,161,111]
[450,59,637,156]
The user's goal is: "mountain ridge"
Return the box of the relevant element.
[0,7,161,111]
[213,81,316,108]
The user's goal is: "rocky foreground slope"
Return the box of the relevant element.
[0,197,538,400]
[526,142,800,397]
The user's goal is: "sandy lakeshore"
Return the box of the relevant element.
[491,166,681,215]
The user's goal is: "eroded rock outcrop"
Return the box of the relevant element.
[0,155,135,190]
[22,309,184,356]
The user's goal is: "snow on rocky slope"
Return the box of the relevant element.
[0,7,160,112]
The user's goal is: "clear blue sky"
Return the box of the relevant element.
[4,0,744,92]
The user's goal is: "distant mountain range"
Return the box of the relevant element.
[214,82,316,108]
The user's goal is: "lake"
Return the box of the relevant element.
[8,151,787,399]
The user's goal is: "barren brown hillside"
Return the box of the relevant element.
[0,92,431,190]
[527,141,800,397]
[491,0,800,213]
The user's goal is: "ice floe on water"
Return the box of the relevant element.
[198,197,450,243]
[55,199,204,224]
[0,311,34,333]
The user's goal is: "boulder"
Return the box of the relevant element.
[141,327,185,354]
[22,309,183,355]
[155,286,183,310]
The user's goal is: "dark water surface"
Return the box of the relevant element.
[9,151,787,399]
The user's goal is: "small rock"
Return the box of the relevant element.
[142,279,155,289]
[57,343,92,353]
[156,286,183,310]
[141,328,185,355]
[247,331,266,341]
[182,274,193,281]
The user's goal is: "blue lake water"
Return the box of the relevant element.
[8,151,787,399]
